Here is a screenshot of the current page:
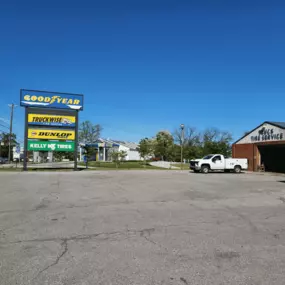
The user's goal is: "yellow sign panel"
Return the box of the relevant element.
[28,129,75,140]
[28,114,76,127]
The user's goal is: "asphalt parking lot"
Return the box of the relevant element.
[1,170,285,285]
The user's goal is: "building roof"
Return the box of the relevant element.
[110,140,139,151]
[267,122,285,129]
[97,138,139,151]
[234,121,285,144]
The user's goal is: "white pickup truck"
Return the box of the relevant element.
[190,154,248,174]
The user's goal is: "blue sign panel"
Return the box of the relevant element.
[20,89,83,110]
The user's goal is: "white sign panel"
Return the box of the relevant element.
[237,123,285,144]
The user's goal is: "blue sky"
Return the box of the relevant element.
[1,0,285,144]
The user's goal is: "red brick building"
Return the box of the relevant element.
[232,121,285,172]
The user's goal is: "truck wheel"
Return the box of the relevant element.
[234,165,241,174]
[201,165,210,174]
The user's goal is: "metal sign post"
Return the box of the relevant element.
[23,107,28,171]
[74,110,79,171]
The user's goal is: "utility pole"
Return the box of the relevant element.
[180,124,185,170]
[8,104,15,163]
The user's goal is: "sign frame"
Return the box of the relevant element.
[22,96,81,171]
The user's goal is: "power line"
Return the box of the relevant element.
[0,123,9,130]
[0,117,9,125]
[0,129,9,135]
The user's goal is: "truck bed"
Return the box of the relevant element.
[225,158,248,170]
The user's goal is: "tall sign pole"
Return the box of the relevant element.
[74,110,79,171]
[180,124,185,170]
[8,103,15,163]
[23,107,28,171]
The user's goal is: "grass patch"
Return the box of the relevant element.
[0,167,83,172]
[79,161,164,170]
[0,167,22,171]
[170,163,190,170]
[0,161,165,171]
[27,168,83,172]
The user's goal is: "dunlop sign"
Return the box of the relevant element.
[20,89,83,110]
[28,114,76,127]
[28,129,75,140]
[28,140,74,152]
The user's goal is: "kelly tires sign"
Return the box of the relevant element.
[28,140,74,152]
[20,89,83,110]
[28,114,76,127]
[28,129,75,140]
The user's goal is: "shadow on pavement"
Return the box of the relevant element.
[28,168,85,171]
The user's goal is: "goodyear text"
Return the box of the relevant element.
[20,90,83,110]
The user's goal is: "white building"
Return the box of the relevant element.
[108,140,142,161]
[79,138,142,162]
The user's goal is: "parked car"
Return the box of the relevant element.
[0,157,8,164]
[190,154,248,174]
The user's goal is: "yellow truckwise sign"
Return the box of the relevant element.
[28,114,76,127]
[28,129,75,140]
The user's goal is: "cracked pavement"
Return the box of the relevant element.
[1,170,285,284]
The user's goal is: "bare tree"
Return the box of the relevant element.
[202,128,220,142]
[202,128,232,144]
[79,121,103,143]
[173,126,200,146]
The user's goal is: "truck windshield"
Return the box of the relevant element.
[203,155,214,159]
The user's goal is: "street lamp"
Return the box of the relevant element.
[180,124,185,170]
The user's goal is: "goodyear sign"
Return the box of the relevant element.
[28,114,76,127]
[28,129,75,140]
[28,140,74,152]
[20,89,83,110]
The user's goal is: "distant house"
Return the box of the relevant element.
[79,138,142,162]
[108,140,141,161]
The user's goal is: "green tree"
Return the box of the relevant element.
[0,132,18,158]
[173,126,202,161]
[53,151,74,162]
[154,131,174,161]
[202,128,233,157]
[110,150,127,168]
[119,150,127,161]
[184,145,203,160]
[138,138,154,164]
[172,126,233,160]
[79,121,102,143]
[81,146,98,165]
